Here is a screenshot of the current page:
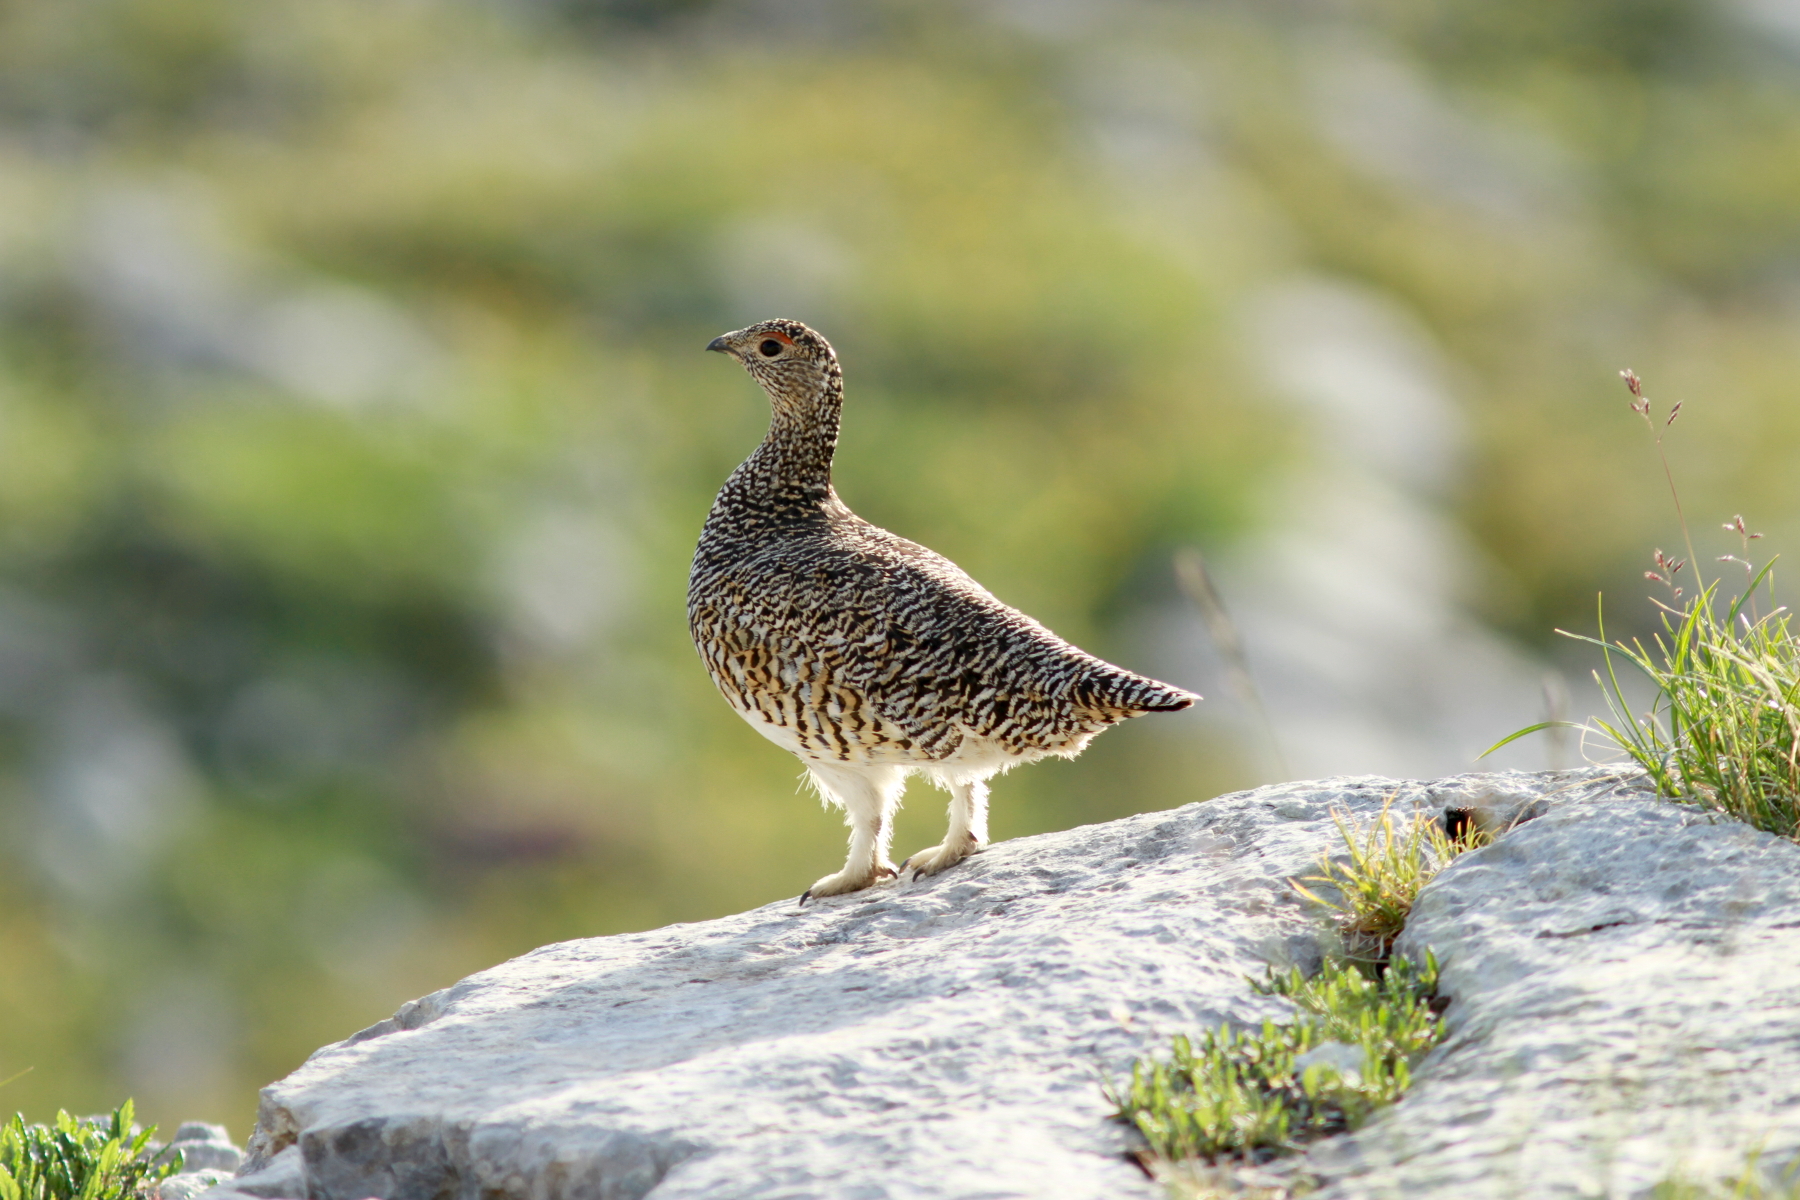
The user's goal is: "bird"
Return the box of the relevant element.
[689,319,1200,904]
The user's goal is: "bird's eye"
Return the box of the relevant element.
[759,339,783,358]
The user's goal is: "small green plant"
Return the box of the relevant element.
[1288,798,1483,965]
[1488,371,1798,843]
[0,1102,180,1200]
[1652,1147,1800,1199]
[1111,799,1478,1177]
[1156,1159,1304,1200]
[1107,953,1443,1166]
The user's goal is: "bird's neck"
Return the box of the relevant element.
[745,374,843,502]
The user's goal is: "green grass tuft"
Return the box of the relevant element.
[1108,954,1444,1166]
[1490,569,1799,843]
[1289,799,1485,965]
[1579,571,1799,842]
[0,1102,180,1200]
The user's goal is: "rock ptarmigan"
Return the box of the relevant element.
[689,319,1200,903]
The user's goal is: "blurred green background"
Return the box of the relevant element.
[2,0,1797,1140]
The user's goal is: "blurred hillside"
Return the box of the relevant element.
[1,0,1797,1136]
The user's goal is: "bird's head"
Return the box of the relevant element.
[705,319,841,413]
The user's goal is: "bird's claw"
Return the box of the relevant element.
[902,838,982,883]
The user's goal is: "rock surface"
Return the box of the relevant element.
[154,1121,245,1200]
[1307,790,1800,1198]
[209,769,1800,1200]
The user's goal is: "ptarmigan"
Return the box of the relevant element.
[690,319,1200,903]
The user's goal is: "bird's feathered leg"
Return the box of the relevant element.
[798,761,903,905]
[903,775,990,880]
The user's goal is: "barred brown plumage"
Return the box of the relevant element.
[690,319,1200,903]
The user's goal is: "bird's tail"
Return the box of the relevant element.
[1074,666,1201,717]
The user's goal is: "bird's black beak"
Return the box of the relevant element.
[705,335,731,354]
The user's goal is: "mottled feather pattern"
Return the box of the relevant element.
[690,465,1189,765]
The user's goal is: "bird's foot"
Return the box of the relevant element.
[799,862,897,906]
[900,835,982,882]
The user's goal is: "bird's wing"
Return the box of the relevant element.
[817,526,1197,748]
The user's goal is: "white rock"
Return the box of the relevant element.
[226,1145,305,1200]
[1311,794,1800,1197]
[153,1120,245,1200]
[220,768,1789,1200]
[167,1150,242,1175]
[157,1172,236,1200]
